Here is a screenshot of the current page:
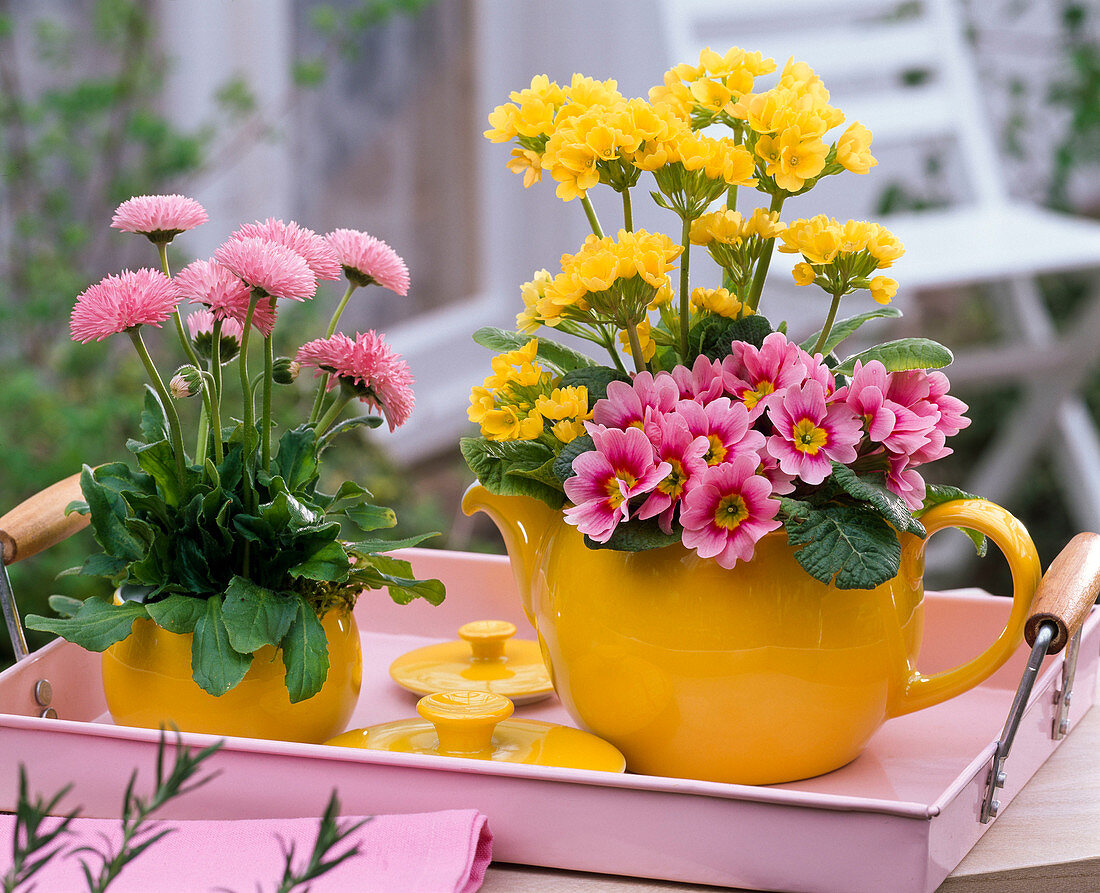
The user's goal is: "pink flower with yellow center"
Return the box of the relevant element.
[296,330,415,430]
[675,396,765,467]
[326,228,411,295]
[722,331,809,417]
[110,194,208,244]
[636,413,711,533]
[766,381,862,485]
[679,455,782,568]
[593,371,679,435]
[214,237,317,302]
[671,355,725,402]
[563,424,671,543]
[70,269,181,343]
[176,259,277,336]
[232,219,342,281]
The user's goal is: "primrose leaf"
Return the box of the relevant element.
[24,597,147,651]
[919,485,988,557]
[829,463,925,537]
[835,338,953,376]
[553,435,594,483]
[584,517,680,552]
[191,596,252,696]
[281,601,329,703]
[691,313,773,361]
[472,326,598,374]
[558,367,629,404]
[460,437,565,509]
[780,498,901,590]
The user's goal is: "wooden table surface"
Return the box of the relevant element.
[481,669,1100,893]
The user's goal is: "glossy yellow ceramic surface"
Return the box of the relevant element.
[389,620,554,704]
[326,690,626,772]
[102,608,362,743]
[462,485,1042,785]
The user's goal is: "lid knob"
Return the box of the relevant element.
[457,620,516,662]
[416,690,515,755]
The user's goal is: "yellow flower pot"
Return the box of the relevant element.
[463,485,1042,785]
[102,607,362,743]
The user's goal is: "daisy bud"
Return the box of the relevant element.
[273,357,300,384]
[170,365,203,399]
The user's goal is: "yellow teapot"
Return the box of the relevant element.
[463,485,1041,784]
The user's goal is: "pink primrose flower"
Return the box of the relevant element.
[722,331,810,418]
[327,228,411,296]
[757,453,797,496]
[214,236,317,302]
[886,454,927,511]
[679,454,782,568]
[563,424,671,543]
[70,269,181,343]
[838,360,898,444]
[176,258,277,336]
[766,380,862,485]
[232,218,342,281]
[185,308,243,342]
[671,355,725,403]
[675,396,766,467]
[636,413,712,533]
[110,194,208,243]
[927,371,970,437]
[593,371,679,434]
[296,330,415,430]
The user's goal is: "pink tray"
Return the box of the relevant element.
[1,548,1096,893]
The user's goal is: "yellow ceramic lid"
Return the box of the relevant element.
[388,620,554,704]
[325,691,626,773]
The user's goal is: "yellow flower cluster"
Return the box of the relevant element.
[467,340,591,443]
[780,217,904,303]
[650,47,777,121]
[689,207,785,246]
[637,131,756,187]
[525,230,683,330]
[690,287,754,319]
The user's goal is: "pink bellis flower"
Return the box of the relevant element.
[766,380,862,485]
[186,309,244,362]
[563,424,672,543]
[231,219,342,282]
[70,269,182,343]
[176,258,277,336]
[110,194,208,244]
[327,228,411,295]
[296,330,415,431]
[214,237,317,302]
[679,454,782,568]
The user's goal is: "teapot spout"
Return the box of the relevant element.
[461,483,557,619]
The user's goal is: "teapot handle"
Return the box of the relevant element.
[889,499,1042,717]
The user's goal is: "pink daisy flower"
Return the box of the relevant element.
[563,424,671,542]
[70,269,182,343]
[675,396,766,467]
[670,355,725,403]
[593,371,678,432]
[110,194,208,244]
[232,219,342,282]
[886,454,927,511]
[214,237,317,302]
[327,228,411,296]
[296,330,415,430]
[186,309,244,362]
[766,381,863,485]
[636,413,711,533]
[679,455,782,569]
[176,258,277,336]
[722,332,811,417]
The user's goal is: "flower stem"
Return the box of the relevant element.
[678,214,692,363]
[128,329,186,485]
[158,243,202,370]
[746,193,785,312]
[209,319,224,464]
[722,186,738,292]
[238,291,261,443]
[316,392,353,435]
[308,283,357,425]
[581,194,604,238]
[811,291,844,357]
[261,299,276,472]
[599,326,628,374]
[625,320,648,374]
[622,188,634,231]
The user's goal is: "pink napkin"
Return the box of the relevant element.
[0,808,492,892]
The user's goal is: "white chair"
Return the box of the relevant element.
[661,0,1100,539]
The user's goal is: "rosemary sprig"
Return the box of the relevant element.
[270,792,369,893]
[3,767,80,893]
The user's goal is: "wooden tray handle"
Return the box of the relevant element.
[1024,532,1100,654]
[0,474,89,566]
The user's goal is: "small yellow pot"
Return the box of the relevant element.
[463,485,1042,785]
[102,607,362,743]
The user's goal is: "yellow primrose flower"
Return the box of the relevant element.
[480,406,544,442]
[779,215,844,265]
[559,73,623,118]
[836,122,877,175]
[869,276,898,305]
[516,269,554,333]
[741,208,785,240]
[551,418,588,444]
[690,209,745,246]
[506,147,544,188]
[865,225,905,268]
[755,125,829,193]
[690,287,752,318]
[792,262,816,286]
[535,385,590,422]
[467,386,496,424]
[484,103,521,143]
